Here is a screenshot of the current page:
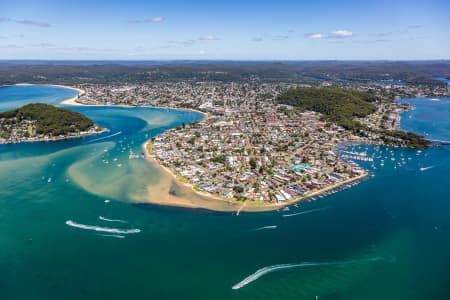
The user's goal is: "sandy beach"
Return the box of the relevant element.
[142,140,247,212]
[49,85,85,105]
[143,140,368,212]
[57,83,367,212]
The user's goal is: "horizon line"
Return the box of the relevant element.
[1,59,450,63]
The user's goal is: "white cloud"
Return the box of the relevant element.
[199,50,206,55]
[198,35,219,41]
[0,17,51,27]
[32,43,56,48]
[0,44,22,49]
[272,35,289,40]
[146,16,164,23]
[15,19,51,27]
[130,17,165,24]
[307,33,324,39]
[331,30,353,38]
[184,39,196,45]
[0,34,25,39]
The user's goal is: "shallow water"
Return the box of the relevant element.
[1,86,450,300]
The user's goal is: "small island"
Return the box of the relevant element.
[0,103,105,144]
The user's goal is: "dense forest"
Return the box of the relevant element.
[0,61,448,85]
[0,103,95,136]
[276,87,377,130]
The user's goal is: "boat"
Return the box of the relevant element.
[420,166,433,172]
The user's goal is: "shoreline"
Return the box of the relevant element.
[54,84,86,105]
[0,84,107,145]
[24,83,365,212]
[53,83,368,212]
[58,86,207,117]
[142,140,247,211]
[143,139,368,212]
[0,128,108,145]
[2,83,206,117]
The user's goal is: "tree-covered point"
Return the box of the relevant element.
[276,87,377,130]
[379,129,430,148]
[0,103,95,136]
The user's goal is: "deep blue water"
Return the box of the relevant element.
[399,97,450,141]
[434,77,450,86]
[1,85,450,300]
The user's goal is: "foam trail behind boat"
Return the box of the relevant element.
[65,220,140,234]
[99,234,126,239]
[232,257,387,290]
[420,166,434,172]
[282,207,329,218]
[99,216,127,223]
[249,225,277,232]
[87,131,122,143]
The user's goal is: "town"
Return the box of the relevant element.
[67,78,448,205]
[150,108,367,203]
[74,79,449,109]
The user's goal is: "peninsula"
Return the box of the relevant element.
[59,80,435,211]
[0,103,104,144]
[145,88,418,208]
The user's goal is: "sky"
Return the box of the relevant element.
[0,0,449,60]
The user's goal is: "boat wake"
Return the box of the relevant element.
[232,256,391,290]
[249,225,277,232]
[99,216,127,223]
[282,207,329,218]
[419,166,434,172]
[98,234,126,239]
[65,220,140,234]
[87,131,122,143]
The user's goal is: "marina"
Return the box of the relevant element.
[1,85,450,300]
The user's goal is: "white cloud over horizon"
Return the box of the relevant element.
[198,35,220,41]
[307,33,324,39]
[0,17,51,27]
[129,16,165,24]
[331,30,353,38]
[146,16,164,23]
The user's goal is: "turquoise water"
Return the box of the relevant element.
[1,86,450,300]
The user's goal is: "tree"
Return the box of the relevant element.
[233,185,244,193]
[249,157,257,169]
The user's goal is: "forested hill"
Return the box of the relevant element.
[0,103,95,136]
[276,87,377,130]
[276,87,429,148]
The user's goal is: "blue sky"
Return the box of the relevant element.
[0,0,449,60]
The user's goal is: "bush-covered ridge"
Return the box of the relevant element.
[276,87,377,130]
[0,103,95,136]
[276,87,429,148]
